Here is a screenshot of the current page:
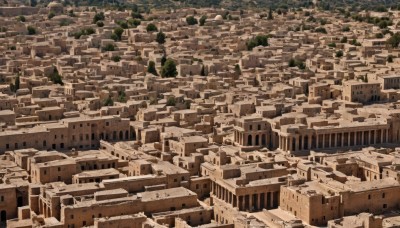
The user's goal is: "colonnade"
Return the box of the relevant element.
[277,128,389,152]
[211,182,278,211]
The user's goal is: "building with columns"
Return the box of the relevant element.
[233,108,400,156]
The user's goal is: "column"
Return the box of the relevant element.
[316,134,319,149]
[369,130,372,145]
[257,193,261,210]
[301,135,304,150]
[295,136,299,151]
[381,130,384,144]
[269,192,274,208]
[348,132,351,146]
[249,194,253,211]
[361,131,364,145]
[242,195,246,211]
[329,133,332,148]
[386,129,389,143]
[322,134,325,148]
[308,134,312,150]
[288,137,293,151]
[341,133,344,147]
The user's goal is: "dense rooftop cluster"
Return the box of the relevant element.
[3,1,400,228]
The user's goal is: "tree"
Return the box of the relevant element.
[146,23,158,32]
[147,61,158,76]
[267,8,274,20]
[315,27,327,34]
[200,65,206,76]
[113,27,124,40]
[161,59,177,78]
[340,37,348,43]
[103,96,114,106]
[96,21,104,27]
[117,91,126,102]
[336,50,344,58]
[161,55,167,66]
[48,12,55,19]
[27,26,36,35]
[247,35,269,50]
[112,56,121,62]
[199,15,207,26]
[117,20,128,29]
[128,18,141,27]
[93,12,105,24]
[48,67,63,85]
[166,97,176,106]
[387,32,400,48]
[234,64,241,75]
[156,31,166,44]
[11,75,20,92]
[186,16,198,25]
[131,11,143,19]
[17,15,26,22]
[102,44,115,52]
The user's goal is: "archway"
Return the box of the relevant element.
[1,210,6,222]
[248,135,252,146]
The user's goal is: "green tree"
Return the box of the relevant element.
[156,31,166,44]
[113,27,124,40]
[199,15,207,26]
[267,8,274,20]
[117,91,126,102]
[48,12,55,19]
[161,59,177,78]
[96,21,104,27]
[27,26,36,35]
[247,35,269,50]
[166,97,176,106]
[161,55,167,66]
[93,12,105,24]
[131,11,143,19]
[103,44,115,52]
[387,32,400,48]
[11,75,20,92]
[112,56,121,62]
[146,23,158,32]
[103,96,114,106]
[147,61,158,76]
[117,20,128,29]
[49,67,63,85]
[234,64,241,75]
[336,50,344,58]
[17,15,26,22]
[128,18,141,27]
[186,16,198,25]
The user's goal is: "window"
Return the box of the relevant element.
[58,167,61,172]
[0,196,4,202]
[383,204,387,208]
[382,193,386,198]
[6,144,9,149]
[70,214,74,219]
[44,170,47,175]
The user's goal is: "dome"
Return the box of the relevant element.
[48,2,62,8]
[214,15,223,21]
[48,1,63,13]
